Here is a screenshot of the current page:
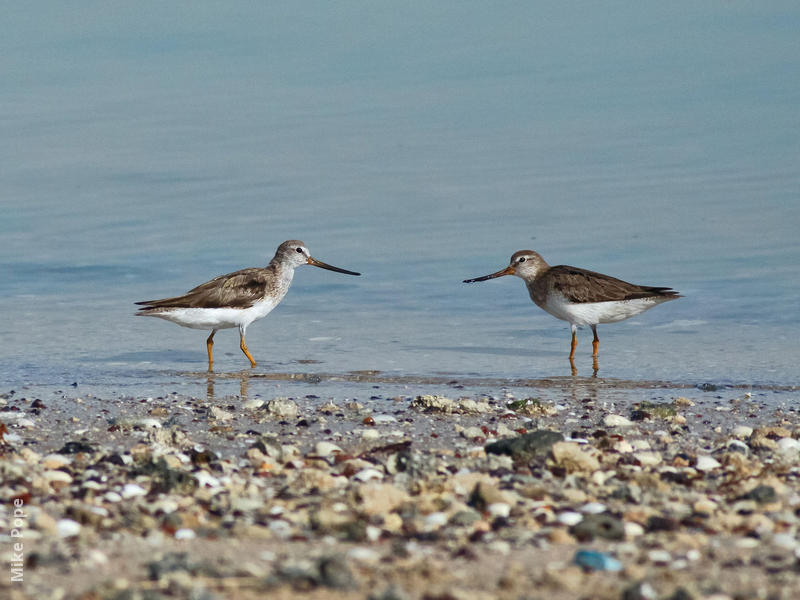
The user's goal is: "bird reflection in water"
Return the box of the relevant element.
[206,371,249,401]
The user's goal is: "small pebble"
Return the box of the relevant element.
[121,483,147,499]
[647,549,672,564]
[315,441,343,457]
[580,502,607,514]
[557,511,583,526]
[424,512,448,531]
[604,414,634,427]
[353,468,383,482]
[573,549,622,571]
[695,455,722,471]
[57,519,82,538]
[243,398,265,410]
[174,528,196,540]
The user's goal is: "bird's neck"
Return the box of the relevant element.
[269,261,296,291]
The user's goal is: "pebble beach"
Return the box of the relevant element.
[3,375,800,600]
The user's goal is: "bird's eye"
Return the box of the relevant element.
[518,257,526,263]
[296,248,303,253]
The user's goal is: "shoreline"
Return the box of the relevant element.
[184,369,800,391]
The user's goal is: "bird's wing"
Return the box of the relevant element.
[547,265,679,303]
[136,268,269,309]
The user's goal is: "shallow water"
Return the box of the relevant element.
[2,3,799,402]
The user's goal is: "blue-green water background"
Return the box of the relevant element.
[2,3,799,397]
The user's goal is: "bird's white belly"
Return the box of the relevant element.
[543,294,662,326]
[151,298,278,331]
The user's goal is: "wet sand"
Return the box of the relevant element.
[2,373,800,599]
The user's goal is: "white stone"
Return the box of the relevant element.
[194,470,222,489]
[44,470,73,485]
[1,411,26,421]
[624,521,645,538]
[777,437,800,454]
[116,454,134,466]
[347,547,381,563]
[732,425,753,439]
[634,451,662,467]
[243,398,265,410]
[268,520,292,538]
[726,440,750,454]
[580,502,607,514]
[365,525,382,542]
[353,468,383,482]
[231,497,263,513]
[423,512,448,531]
[372,414,397,424]
[57,519,82,538]
[86,549,109,566]
[487,503,511,519]
[151,499,179,514]
[591,470,614,486]
[603,414,634,427]
[145,529,166,546]
[487,540,512,555]
[209,406,233,421]
[773,533,800,551]
[557,511,583,526]
[686,549,701,562]
[460,426,485,439]
[121,483,147,499]
[647,549,671,564]
[314,441,343,457]
[174,528,196,540]
[695,455,722,471]
[266,397,298,418]
[360,429,381,441]
[458,399,490,413]
[613,440,634,453]
[495,424,515,437]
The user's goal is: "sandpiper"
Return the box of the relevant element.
[136,240,360,370]
[464,250,681,363]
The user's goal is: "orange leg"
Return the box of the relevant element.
[591,325,599,357]
[239,330,257,368]
[206,330,216,371]
[569,326,578,360]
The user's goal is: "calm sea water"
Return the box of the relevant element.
[2,3,799,400]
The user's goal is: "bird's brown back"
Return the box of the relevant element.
[532,265,681,305]
[136,266,278,311]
